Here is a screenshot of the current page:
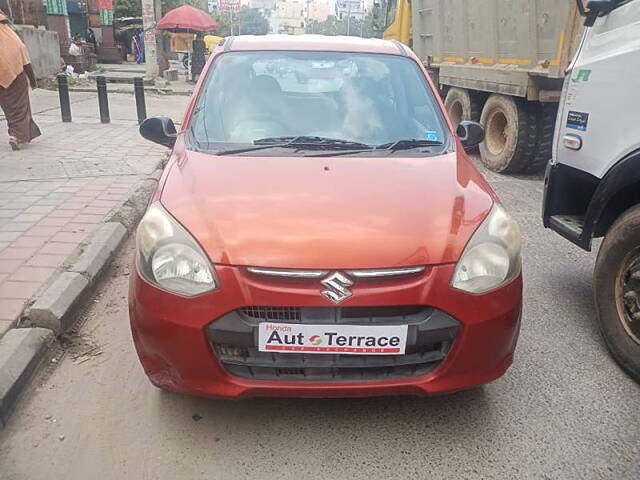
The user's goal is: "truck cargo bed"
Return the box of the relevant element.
[411,0,583,97]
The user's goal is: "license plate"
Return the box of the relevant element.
[258,322,408,355]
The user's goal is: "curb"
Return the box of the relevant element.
[23,173,160,332]
[0,328,54,426]
[0,168,163,427]
[28,272,88,333]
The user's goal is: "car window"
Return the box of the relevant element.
[188,50,449,153]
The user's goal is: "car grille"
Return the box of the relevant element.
[239,305,426,323]
[241,306,301,321]
[207,306,459,382]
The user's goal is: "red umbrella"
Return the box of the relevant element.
[156,5,220,33]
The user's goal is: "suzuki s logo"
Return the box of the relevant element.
[321,272,354,304]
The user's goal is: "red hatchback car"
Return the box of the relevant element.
[130,35,523,398]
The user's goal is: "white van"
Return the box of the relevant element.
[543,0,640,381]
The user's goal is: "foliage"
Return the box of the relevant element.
[307,13,381,38]
[211,10,232,36]
[114,0,141,18]
[213,7,269,36]
[236,6,270,35]
[161,0,206,16]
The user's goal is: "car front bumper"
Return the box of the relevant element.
[129,263,522,398]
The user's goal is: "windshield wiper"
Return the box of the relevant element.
[307,138,446,157]
[216,136,372,155]
[377,139,444,152]
[255,136,372,149]
[215,143,293,155]
[215,136,443,156]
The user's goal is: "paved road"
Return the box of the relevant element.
[0,160,639,480]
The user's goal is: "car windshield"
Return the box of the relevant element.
[188,50,449,155]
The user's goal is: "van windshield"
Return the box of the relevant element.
[188,50,449,155]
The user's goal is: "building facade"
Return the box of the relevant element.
[273,0,305,34]
[335,0,364,21]
[250,0,276,11]
[0,0,43,26]
[307,1,330,22]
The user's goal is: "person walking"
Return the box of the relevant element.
[133,30,145,64]
[0,11,40,151]
[86,27,97,52]
[191,32,207,82]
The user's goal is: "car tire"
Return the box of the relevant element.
[594,205,640,383]
[479,94,537,174]
[444,87,482,128]
[523,102,558,174]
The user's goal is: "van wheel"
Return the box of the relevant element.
[479,94,537,173]
[594,205,640,383]
[523,103,558,174]
[444,88,481,128]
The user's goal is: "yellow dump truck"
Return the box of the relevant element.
[376,0,584,173]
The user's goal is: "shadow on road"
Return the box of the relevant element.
[153,385,497,448]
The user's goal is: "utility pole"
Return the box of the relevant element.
[346,1,351,36]
[141,0,160,79]
[229,7,234,35]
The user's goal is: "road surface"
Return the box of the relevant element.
[0,161,638,480]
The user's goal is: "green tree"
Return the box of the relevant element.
[114,0,141,18]
[211,10,232,36]
[308,13,381,38]
[214,7,269,36]
[307,15,339,35]
[237,7,269,35]
[161,0,206,16]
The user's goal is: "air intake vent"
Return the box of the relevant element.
[209,307,460,382]
[241,306,301,321]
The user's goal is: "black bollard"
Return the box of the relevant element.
[96,76,110,124]
[57,74,72,122]
[133,77,147,125]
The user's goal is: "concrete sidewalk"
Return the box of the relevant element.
[0,87,189,423]
[0,88,189,336]
[81,62,195,96]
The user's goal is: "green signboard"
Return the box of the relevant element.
[46,0,68,15]
[99,8,114,25]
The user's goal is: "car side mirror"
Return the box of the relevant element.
[139,116,177,148]
[457,121,485,151]
[582,0,615,26]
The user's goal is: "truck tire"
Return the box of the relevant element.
[523,103,558,174]
[444,87,481,127]
[594,205,640,383]
[479,94,537,174]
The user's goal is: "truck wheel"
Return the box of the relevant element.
[479,94,537,173]
[523,103,558,174]
[444,88,481,127]
[594,205,640,383]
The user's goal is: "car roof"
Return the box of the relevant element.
[224,34,407,56]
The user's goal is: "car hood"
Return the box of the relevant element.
[160,149,495,269]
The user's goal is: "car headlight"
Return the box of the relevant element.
[451,203,521,294]
[136,202,218,296]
